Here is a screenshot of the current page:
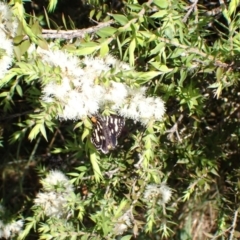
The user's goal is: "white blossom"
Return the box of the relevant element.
[144,183,172,205]
[83,56,110,74]
[0,2,18,36]
[0,2,18,80]
[0,220,23,239]
[113,210,132,236]
[37,47,84,78]
[39,45,165,124]
[104,54,118,67]
[34,170,75,218]
[103,81,128,109]
[41,170,74,192]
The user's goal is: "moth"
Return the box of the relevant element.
[90,115,125,154]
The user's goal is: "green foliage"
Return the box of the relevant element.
[0,0,240,239]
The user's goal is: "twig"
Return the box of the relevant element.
[229,209,238,240]
[41,20,114,39]
[183,0,198,23]
[104,168,119,178]
[0,110,33,121]
[165,114,183,142]
[18,20,115,42]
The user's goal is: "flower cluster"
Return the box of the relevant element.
[0,2,18,80]
[113,210,132,236]
[0,205,23,239]
[0,220,24,239]
[143,183,172,205]
[34,170,75,218]
[38,46,165,125]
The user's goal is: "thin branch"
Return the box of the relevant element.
[183,0,198,23]
[41,20,114,39]
[104,168,119,178]
[229,209,239,240]
[165,114,183,142]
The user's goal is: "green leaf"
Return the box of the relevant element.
[90,151,102,182]
[31,21,42,35]
[138,71,161,80]
[120,235,132,240]
[149,63,172,72]
[150,10,168,18]
[221,4,231,24]
[40,123,48,141]
[153,0,168,8]
[216,67,223,81]
[43,7,51,28]
[127,4,142,10]
[228,0,240,16]
[16,85,23,97]
[37,38,49,50]
[0,92,8,97]
[28,124,41,140]
[100,42,109,57]
[62,13,68,30]
[97,27,117,38]
[117,36,122,58]
[82,127,90,141]
[48,0,58,12]
[68,15,76,29]
[149,42,165,55]
[96,10,102,21]
[112,14,129,25]
[129,38,136,66]
[0,72,17,88]
[75,46,99,55]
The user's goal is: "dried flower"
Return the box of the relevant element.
[144,183,172,205]
[113,210,132,236]
[0,220,24,239]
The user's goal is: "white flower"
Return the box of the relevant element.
[42,76,72,101]
[2,223,10,239]
[119,101,139,120]
[0,2,18,36]
[117,85,165,124]
[0,2,18,80]
[113,210,132,236]
[6,220,23,237]
[104,54,118,67]
[144,183,172,205]
[83,56,110,74]
[103,81,128,108]
[0,219,23,239]
[57,85,104,120]
[37,48,84,79]
[0,220,4,238]
[41,170,74,193]
[0,34,13,79]
[34,170,75,218]
[137,96,165,124]
[153,97,165,120]
[34,192,69,218]
[39,49,165,124]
